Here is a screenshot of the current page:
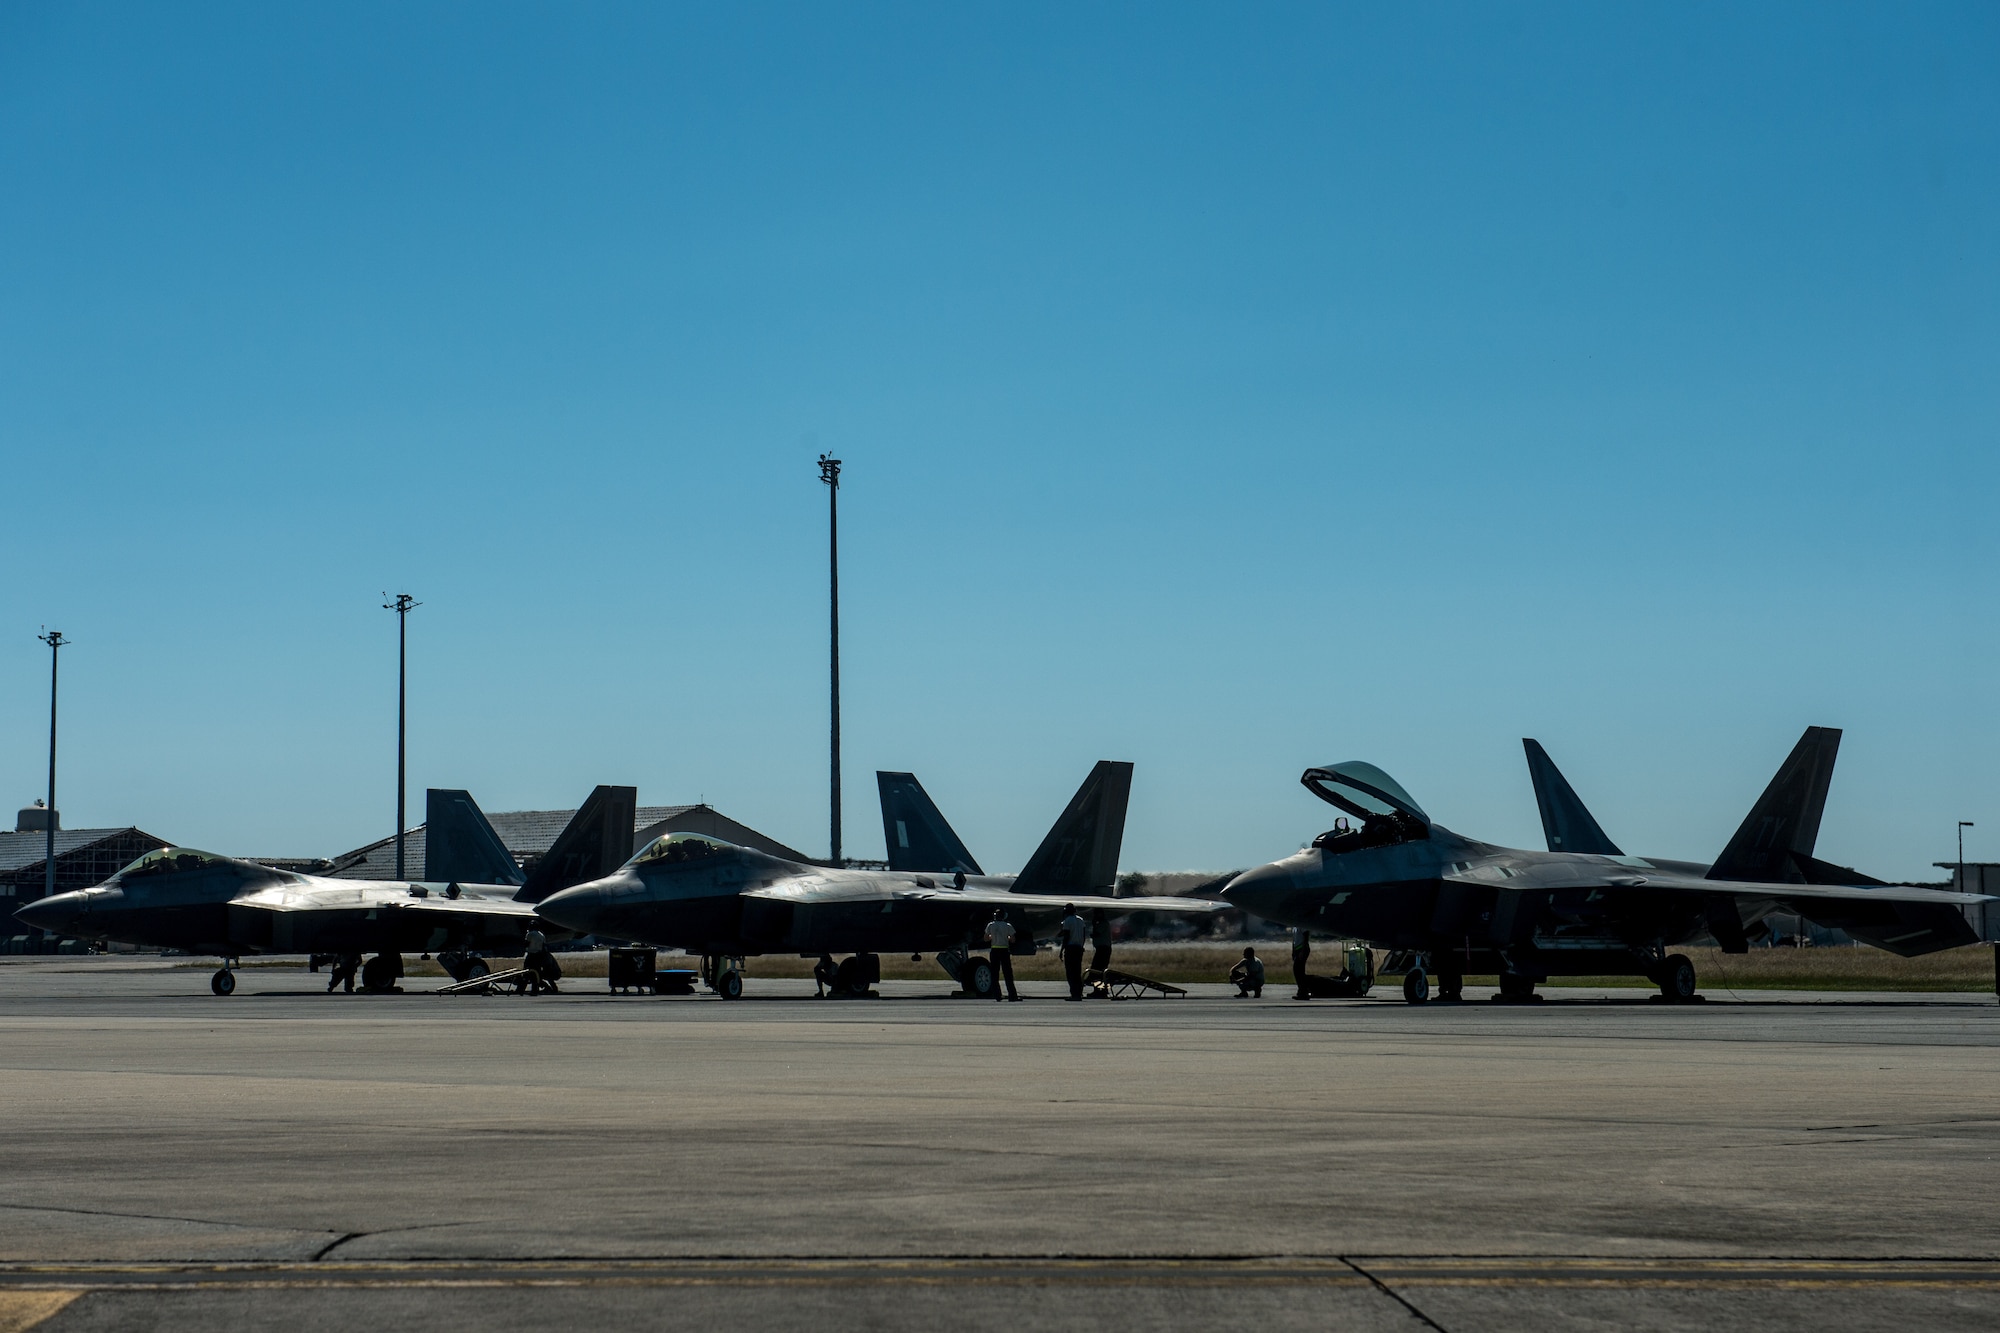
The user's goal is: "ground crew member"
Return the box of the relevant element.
[812,953,838,997]
[1291,926,1312,1000]
[1230,946,1265,998]
[326,952,360,994]
[524,928,561,995]
[1090,909,1112,974]
[983,909,1020,1001]
[1059,904,1087,1001]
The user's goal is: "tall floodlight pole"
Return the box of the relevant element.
[36,630,66,905]
[819,453,842,865]
[1960,821,1976,885]
[383,593,420,881]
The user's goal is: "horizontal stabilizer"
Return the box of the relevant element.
[1784,896,1979,957]
[424,789,524,887]
[1013,761,1134,898]
[1791,852,1888,888]
[517,785,638,904]
[876,772,983,875]
[1522,740,1622,856]
[1708,727,1842,883]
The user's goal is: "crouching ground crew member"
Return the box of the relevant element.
[1058,904,1087,1001]
[1230,946,1265,998]
[984,908,1020,1001]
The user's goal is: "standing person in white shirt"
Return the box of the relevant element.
[1058,905,1087,1001]
[982,908,1021,1001]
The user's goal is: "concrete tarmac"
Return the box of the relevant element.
[2,955,1998,1332]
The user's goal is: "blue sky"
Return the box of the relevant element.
[2,2,1994,879]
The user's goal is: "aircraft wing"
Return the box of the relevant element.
[233,882,547,919]
[1447,862,1985,905]
[1444,862,1988,956]
[745,884,1226,916]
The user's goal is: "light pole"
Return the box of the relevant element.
[383,593,420,881]
[818,453,842,865]
[1959,821,1976,887]
[36,629,66,906]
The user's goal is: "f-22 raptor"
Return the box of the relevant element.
[14,786,634,994]
[1221,727,1988,1004]
[536,761,1224,997]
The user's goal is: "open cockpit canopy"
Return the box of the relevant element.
[116,847,239,879]
[625,831,736,868]
[1300,762,1429,825]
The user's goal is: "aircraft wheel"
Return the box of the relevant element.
[964,956,996,1000]
[1498,973,1537,1002]
[465,957,490,980]
[1437,973,1463,1002]
[717,970,744,1001]
[1402,968,1430,1005]
[1659,954,1697,1002]
[211,969,236,997]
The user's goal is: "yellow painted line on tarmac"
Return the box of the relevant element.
[0,1291,80,1333]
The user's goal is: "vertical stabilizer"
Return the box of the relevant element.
[1012,761,1134,898]
[517,785,639,903]
[1522,740,1622,856]
[1706,727,1842,883]
[876,772,984,875]
[424,788,524,886]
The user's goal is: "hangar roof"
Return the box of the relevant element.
[0,828,167,876]
[0,827,173,894]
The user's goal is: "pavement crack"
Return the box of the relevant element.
[1341,1257,1451,1332]
[311,1233,365,1262]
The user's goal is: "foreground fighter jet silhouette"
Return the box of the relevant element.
[537,761,1224,997]
[1221,727,1988,1004]
[15,786,636,995]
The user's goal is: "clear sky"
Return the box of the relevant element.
[2,2,1994,881]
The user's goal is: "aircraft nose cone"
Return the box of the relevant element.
[537,881,608,934]
[16,891,81,934]
[1220,862,1290,916]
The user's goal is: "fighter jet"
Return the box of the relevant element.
[536,761,1225,997]
[15,785,637,995]
[1220,727,1989,1004]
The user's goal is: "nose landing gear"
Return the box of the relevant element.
[210,965,236,996]
[1655,953,1698,1002]
[700,954,746,1000]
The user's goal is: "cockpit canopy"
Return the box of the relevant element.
[626,831,736,868]
[1301,762,1431,854]
[1300,761,1429,825]
[116,847,239,879]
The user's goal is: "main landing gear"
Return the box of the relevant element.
[211,961,237,996]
